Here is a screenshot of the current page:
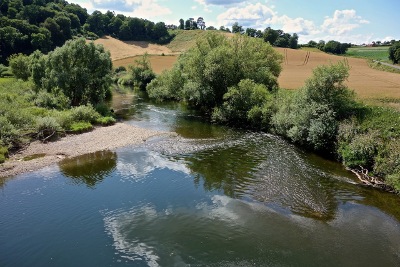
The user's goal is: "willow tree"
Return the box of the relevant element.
[34,38,112,106]
[147,32,282,114]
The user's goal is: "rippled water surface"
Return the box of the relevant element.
[1,91,400,266]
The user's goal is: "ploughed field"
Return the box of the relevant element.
[96,36,400,103]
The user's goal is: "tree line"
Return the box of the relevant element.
[0,0,172,64]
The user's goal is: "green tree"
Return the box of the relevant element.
[37,38,112,106]
[179,18,184,30]
[272,62,356,152]
[263,27,278,45]
[8,53,30,80]
[147,32,282,114]
[212,79,273,129]
[389,41,400,64]
[231,22,243,34]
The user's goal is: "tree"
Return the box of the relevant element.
[8,53,30,81]
[263,27,278,44]
[389,41,400,64]
[307,40,317,47]
[272,62,356,152]
[289,33,298,49]
[245,28,257,37]
[179,18,184,30]
[231,22,243,34]
[147,32,282,114]
[36,38,112,106]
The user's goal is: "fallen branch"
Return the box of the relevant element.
[346,166,397,193]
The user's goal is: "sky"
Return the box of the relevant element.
[69,0,400,44]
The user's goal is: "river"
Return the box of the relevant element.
[1,90,400,266]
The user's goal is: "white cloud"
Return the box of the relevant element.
[217,3,275,28]
[86,0,171,18]
[321,9,369,35]
[215,4,371,44]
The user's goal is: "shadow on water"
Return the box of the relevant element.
[59,150,117,188]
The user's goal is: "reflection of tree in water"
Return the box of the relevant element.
[184,142,265,198]
[59,150,117,188]
[184,134,341,221]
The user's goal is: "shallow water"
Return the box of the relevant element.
[1,90,400,266]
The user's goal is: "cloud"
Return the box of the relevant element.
[195,0,245,6]
[321,9,369,35]
[217,2,275,28]
[216,4,371,44]
[87,0,171,18]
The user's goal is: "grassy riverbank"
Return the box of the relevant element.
[0,78,115,163]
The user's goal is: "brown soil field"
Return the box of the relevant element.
[96,36,400,101]
[276,48,400,100]
[113,55,178,74]
[92,36,177,61]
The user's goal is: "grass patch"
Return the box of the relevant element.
[69,122,93,133]
[96,116,116,126]
[367,60,400,74]
[346,46,390,62]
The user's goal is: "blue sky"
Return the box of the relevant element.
[70,0,400,44]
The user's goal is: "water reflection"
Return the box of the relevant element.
[59,150,117,188]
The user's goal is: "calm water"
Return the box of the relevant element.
[1,91,400,266]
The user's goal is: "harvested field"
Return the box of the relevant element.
[92,36,177,61]
[113,55,178,74]
[97,36,400,102]
[276,48,400,100]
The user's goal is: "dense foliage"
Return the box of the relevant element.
[389,41,400,64]
[0,0,172,64]
[33,38,113,106]
[148,32,282,114]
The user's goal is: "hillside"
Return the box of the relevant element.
[99,32,400,108]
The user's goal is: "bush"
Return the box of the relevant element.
[70,105,101,123]
[211,79,273,129]
[8,53,31,81]
[34,90,70,110]
[114,66,126,73]
[147,67,184,101]
[0,116,20,146]
[69,121,93,133]
[0,146,8,163]
[95,102,113,116]
[96,116,116,126]
[129,54,156,90]
[36,116,62,139]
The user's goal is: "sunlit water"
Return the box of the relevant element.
[1,90,400,266]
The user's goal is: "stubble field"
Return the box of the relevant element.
[95,36,400,107]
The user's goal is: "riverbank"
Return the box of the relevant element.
[0,123,164,178]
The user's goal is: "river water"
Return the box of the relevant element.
[1,91,400,266]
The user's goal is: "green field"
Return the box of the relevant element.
[346,46,390,62]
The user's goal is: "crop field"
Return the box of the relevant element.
[113,55,178,74]
[96,36,400,107]
[346,46,390,62]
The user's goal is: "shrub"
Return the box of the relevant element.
[0,145,8,163]
[34,90,70,109]
[212,79,273,129]
[114,66,127,73]
[95,102,113,116]
[36,116,62,139]
[69,121,93,133]
[70,105,101,123]
[129,54,156,90]
[8,53,31,81]
[147,67,184,101]
[96,116,116,126]
[0,116,20,146]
